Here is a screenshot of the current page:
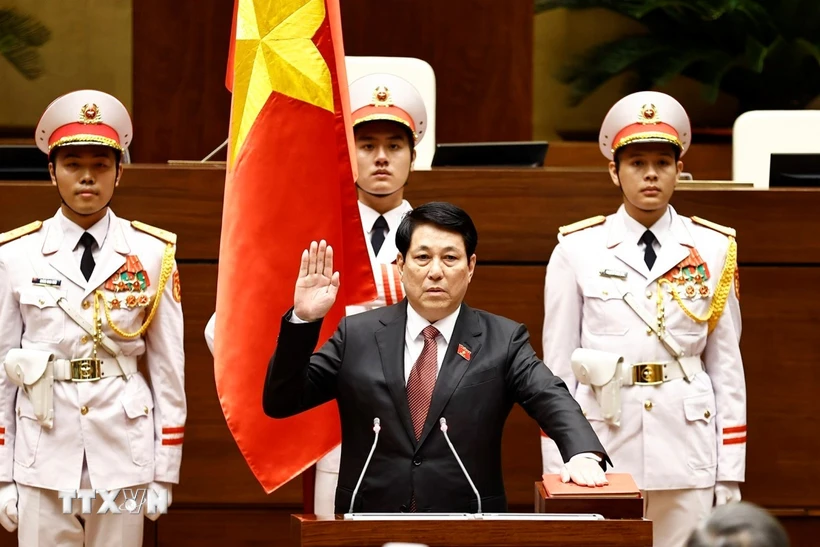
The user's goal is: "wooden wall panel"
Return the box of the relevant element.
[130,0,533,163]
[131,1,234,163]
[340,0,533,144]
[155,509,293,547]
[3,165,817,264]
[547,142,732,181]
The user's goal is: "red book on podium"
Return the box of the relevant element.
[542,473,641,498]
[535,474,644,519]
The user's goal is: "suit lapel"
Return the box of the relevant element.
[415,303,483,451]
[607,213,651,279]
[375,301,416,445]
[648,208,695,283]
[42,219,88,289]
[83,213,129,299]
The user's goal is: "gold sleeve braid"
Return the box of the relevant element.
[94,242,176,338]
[657,236,738,334]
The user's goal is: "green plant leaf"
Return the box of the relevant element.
[794,38,820,67]
[0,8,50,80]
[0,34,43,79]
[538,0,820,111]
[0,9,50,46]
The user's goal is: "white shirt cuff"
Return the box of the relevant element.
[289,310,310,324]
[569,452,602,463]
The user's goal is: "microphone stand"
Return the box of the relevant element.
[440,417,481,514]
[348,417,381,514]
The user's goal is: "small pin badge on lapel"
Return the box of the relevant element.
[31,277,62,287]
[457,344,471,361]
[599,269,628,279]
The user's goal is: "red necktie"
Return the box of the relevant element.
[407,325,439,440]
[407,325,439,512]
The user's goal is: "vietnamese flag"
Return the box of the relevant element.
[214,0,376,493]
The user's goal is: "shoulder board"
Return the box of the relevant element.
[690,216,736,238]
[0,220,42,245]
[558,215,606,236]
[131,221,177,245]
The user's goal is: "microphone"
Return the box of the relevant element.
[439,417,482,514]
[348,417,381,514]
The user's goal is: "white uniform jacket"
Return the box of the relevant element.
[0,210,186,491]
[541,206,745,490]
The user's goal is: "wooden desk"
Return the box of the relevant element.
[291,514,652,547]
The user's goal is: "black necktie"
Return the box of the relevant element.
[371,216,388,256]
[79,232,96,281]
[639,230,657,270]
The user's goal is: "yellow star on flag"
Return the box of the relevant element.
[229,0,333,165]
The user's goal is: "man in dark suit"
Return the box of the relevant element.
[263,202,609,513]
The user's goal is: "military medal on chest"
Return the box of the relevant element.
[103,255,152,310]
[663,247,711,300]
[656,246,715,329]
[92,222,177,340]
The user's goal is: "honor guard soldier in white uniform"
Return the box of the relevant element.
[205,73,428,515]
[0,90,186,546]
[540,91,746,547]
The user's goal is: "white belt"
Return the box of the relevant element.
[53,356,137,382]
[621,356,703,386]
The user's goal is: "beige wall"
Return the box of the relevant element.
[533,8,739,141]
[0,0,132,129]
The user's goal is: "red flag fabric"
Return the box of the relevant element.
[214,0,376,493]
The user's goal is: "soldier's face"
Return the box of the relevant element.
[50,145,122,218]
[396,224,476,323]
[355,121,415,196]
[609,143,682,213]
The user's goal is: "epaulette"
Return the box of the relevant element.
[131,221,177,245]
[691,216,736,238]
[558,215,606,236]
[0,221,43,245]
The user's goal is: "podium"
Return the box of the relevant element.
[291,514,652,546]
[534,481,644,520]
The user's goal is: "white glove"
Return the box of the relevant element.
[145,481,173,522]
[0,482,19,532]
[560,453,609,487]
[714,481,741,505]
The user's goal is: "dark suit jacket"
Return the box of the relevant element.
[263,301,608,513]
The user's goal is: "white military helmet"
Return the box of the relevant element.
[35,89,132,155]
[599,91,691,160]
[349,73,428,144]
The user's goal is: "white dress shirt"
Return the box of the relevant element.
[357,200,412,263]
[59,208,110,264]
[403,303,461,384]
[620,204,672,259]
[358,200,411,243]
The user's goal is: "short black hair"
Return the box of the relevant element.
[353,121,415,155]
[396,201,478,257]
[613,142,681,171]
[686,502,790,547]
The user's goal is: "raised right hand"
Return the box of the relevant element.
[293,240,340,322]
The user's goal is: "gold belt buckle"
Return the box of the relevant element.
[70,358,102,382]
[633,363,664,386]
